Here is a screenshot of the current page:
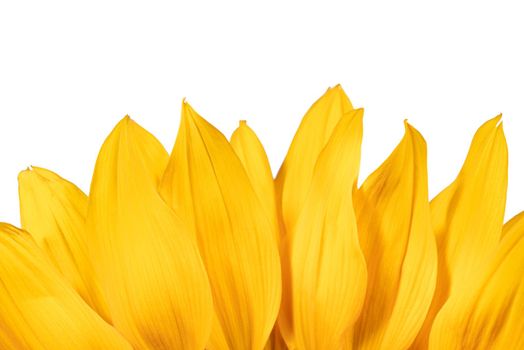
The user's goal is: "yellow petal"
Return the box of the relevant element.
[18,166,110,321]
[290,109,367,349]
[275,85,354,347]
[87,116,213,349]
[230,120,279,243]
[429,211,524,350]
[353,122,437,350]
[414,115,508,347]
[0,223,132,350]
[160,102,281,350]
[275,85,354,235]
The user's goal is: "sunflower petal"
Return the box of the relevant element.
[87,117,214,349]
[353,122,437,350]
[275,85,354,235]
[290,109,367,349]
[18,166,109,321]
[160,103,281,349]
[0,223,132,350]
[414,115,508,347]
[275,85,355,347]
[230,120,279,243]
[429,211,524,350]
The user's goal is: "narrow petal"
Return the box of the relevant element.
[0,223,132,350]
[290,110,367,349]
[275,85,354,346]
[160,103,281,349]
[353,122,437,350]
[275,85,354,235]
[87,116,213,349]
[230,120,279,243]
[231,121,285,350]
[414,116,508,347]
[18,166,109,321]
[429,211,524,349]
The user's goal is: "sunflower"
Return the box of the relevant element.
[1,85,522,350]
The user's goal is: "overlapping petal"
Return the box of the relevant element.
[275,85,354,234]
[414,115,508,347]
[275,85,355,348]
[1,87,523,350]
[353,122,437,350]
[18,166,110,321]
[429,212,524,349]
[160,102,281,349]
[87,117,214,349]
[289,109,367,349]
[0,223,132,350]
[230,120,279,243]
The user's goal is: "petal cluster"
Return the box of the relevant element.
[0,85,522,350]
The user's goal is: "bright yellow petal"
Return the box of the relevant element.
[160,103,281,350]
[230,120,279,243]
[275,85,354,347]
[18,166,110,321]
[275,85,354,235]
[414,115,508,347]
[230,121,285,350]
[429,211,524,350]
[0,223,132,350]
[87,116,214,350]
[290,109,367,349]
[353,122,437,350]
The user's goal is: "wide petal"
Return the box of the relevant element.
[414,115,508,347]
[87,116,214,350]
[290,109,367,349]
[275,85,354,235]
[353,122,437,350]
[230,120,279,243]
[160,103,281,349]
[0,223,132,350]
[18,166,109,321]
[429,211,524,349]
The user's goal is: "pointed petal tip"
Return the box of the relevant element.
[402,120,427,147]
[18,165,48,182]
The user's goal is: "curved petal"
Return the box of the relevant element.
[230,120,279,243]
[18,166,110,321]
[275,85,354,235]
[87,117,214,349]
[429,211,524,350]
[290,109,367,349]
[275,85,355,346]
[0,223,132,350]
[414,116,508,347]
[353,122,437,350]
[160,103,281,349]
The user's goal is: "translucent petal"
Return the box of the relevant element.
[429,212,524,350]
[230,120,279,243]
[414,116,507,347]
[275,85,354,235]
[0,223,132,350]
[275,85,354,346]
[87,116,213,349]
[160,103,281,350]
[353,122,437,350]
[18,166,109,321]
[290,110,367,349]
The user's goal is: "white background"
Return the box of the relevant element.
[1,1,523,225]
